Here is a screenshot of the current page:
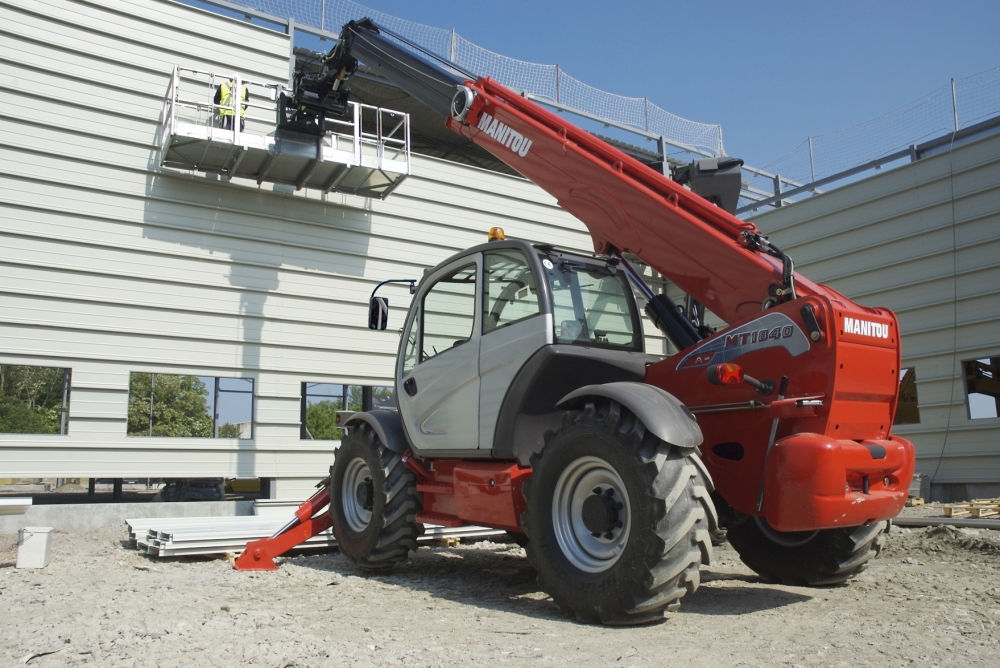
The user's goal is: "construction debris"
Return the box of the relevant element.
[934,499,1000,519]
[126,515,504,558]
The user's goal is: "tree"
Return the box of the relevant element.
[127,374,213,437]
[218,422,243,438]
[305,400,342,440]
[0,365,65,434]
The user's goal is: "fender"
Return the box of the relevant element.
[343,410,411,453]
[557,381,703,449]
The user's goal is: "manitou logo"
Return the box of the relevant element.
[843,316,890,339]
[477,112,533,157]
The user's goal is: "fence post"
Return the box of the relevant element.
[951,78,959,132]
[772,175,783,208]
[644,97,649,132]
[657,136,669,176]
[808,136,816,184]
[555,64,561,103]
[450,28,457,62]
[321,0,325,32]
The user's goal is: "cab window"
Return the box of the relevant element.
[401,308,420,375]
[483,250,541,334]
[421,264,477,361]
[546,259,641,351]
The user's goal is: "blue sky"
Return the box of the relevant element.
[357,0,999,167]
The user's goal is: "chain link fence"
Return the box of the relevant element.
[741,66,1000,210]
[207,0,998,212]
[220,0,726,156]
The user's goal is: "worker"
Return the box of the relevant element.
[215,79,249,131]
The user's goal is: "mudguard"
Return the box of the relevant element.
[342,410,411,453]
[557,381,703,448]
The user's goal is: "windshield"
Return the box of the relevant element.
[543,257,641,351]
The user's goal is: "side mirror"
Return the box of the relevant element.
[369,296,389,330]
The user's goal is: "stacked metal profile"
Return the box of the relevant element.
[126,515,504,558]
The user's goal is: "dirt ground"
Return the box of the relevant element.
[1,520,999,667]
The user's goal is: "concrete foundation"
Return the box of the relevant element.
[0,500,254,535]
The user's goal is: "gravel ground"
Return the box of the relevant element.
[1,518,999,667]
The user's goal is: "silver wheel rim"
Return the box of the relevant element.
[754,516,818,547]
[342,457,373,533]
[552,455,631,573]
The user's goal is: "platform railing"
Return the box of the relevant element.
[160,65,411,178]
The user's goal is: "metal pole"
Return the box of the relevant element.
[148,373,155,437]
[808,136,816,184]
[657,136,669,177]
[321,0,325,32]
[644,97,649,133]
[772,174,783,208]
[59,368,69,435]
[450,28,457,62]
[287,18,296,88]
[555,64,561,104]
[951,78,959,132]
[214,377,221,438]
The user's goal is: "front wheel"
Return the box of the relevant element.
[726,512,887,586]
[328,423,423,570]
[522,400,715,625]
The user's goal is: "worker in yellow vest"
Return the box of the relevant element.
[215,79,249,131]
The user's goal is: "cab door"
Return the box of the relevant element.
[478,248,550,450]
[396,256,481,455]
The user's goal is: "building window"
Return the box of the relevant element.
[963,357,1000,420]
[127,373,254,437]
[893,368,921,425]
[0,364,71,434]
[301,383,347,440]
[301,384,397,440]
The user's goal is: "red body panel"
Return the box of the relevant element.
[408,457,531,533]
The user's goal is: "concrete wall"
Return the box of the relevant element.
[2,0,651,499]
[0,499,254,534]
[752,131,1000,493]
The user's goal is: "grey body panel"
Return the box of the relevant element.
[557,382,703,448]
[396,254,482,453]
[491,344,661,465]
[478,312,552,449]
[343,410,411,453]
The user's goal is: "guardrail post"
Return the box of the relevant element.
[772,175,783,208]
[808,135,816,184]
[951,78,959,132]
[234,74,242,145]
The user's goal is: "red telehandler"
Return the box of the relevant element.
[236,19,915,625]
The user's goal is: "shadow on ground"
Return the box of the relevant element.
[290,542,813,623]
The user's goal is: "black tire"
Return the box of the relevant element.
[521,400,715,626]
[726,513,887,586]
[328,423,423,570]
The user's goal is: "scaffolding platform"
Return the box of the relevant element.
[159,67,410,199]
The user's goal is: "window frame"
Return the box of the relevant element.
[482,248,543,335]
[418,261,479,364]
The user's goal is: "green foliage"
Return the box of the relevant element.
[0,365,65,434]
[218,422,243,438]
[305,400,342,440]
[127,373,213,437]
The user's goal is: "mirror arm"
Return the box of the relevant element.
[371,278,417,300]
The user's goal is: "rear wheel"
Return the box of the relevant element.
[726,512,887,586]
[329,423,422,569]
[522,400,715,625]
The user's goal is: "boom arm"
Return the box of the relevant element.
[332,19,813,326]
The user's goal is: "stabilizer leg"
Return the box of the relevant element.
[234,485,331,571]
